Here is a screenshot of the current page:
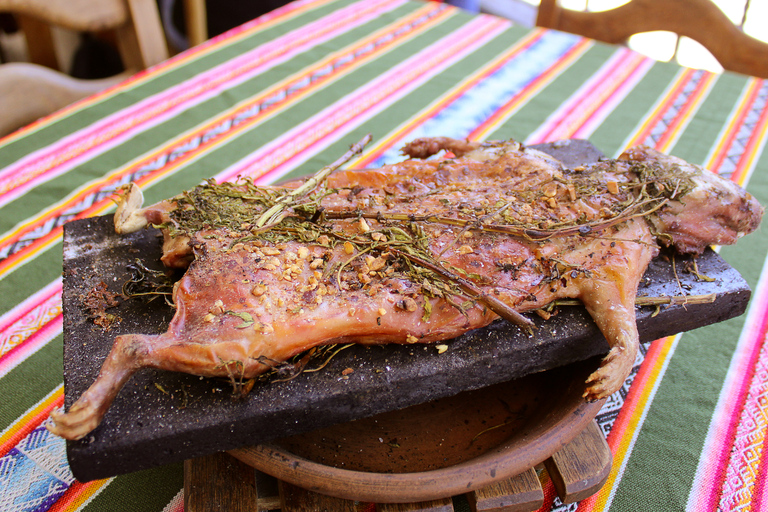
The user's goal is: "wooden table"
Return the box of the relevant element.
[184,420,611,512]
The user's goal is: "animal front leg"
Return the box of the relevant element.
[564,219,655,401]
[47,334,152,440]
[577,275,641,401]
[584,315,637,401]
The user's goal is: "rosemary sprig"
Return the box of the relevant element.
[389,248,535,330]
[323,194,669,242]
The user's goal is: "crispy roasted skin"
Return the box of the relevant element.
[48,138,764,440]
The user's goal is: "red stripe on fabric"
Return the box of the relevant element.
[237,15,508,185]
[48,481,91,512]
[0,313,62,369]
[468,37,592,141]
[0,0,408,200]
[653,72,715,151]
[750,439,768,511]
[707,81,763,173]
[0,3,448,277]
[0,392,63,458]
[0,227,64,276]
[532,342,673,512]
[0,281,61,333]
[0,0,333,147]
[705,312,768,509]
[625,69,696,147]
[352,29,547,168]
[604,340,665,448]
[730,97,768,185]
[529,49,645,144]
[535,478,559,511]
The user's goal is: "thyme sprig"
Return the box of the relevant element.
[388,248,535,330]
[155,138,700,330]
[255,134,372,228]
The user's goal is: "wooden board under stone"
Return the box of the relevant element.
[60,141,753,481]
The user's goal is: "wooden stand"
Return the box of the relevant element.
[184,420,611,512]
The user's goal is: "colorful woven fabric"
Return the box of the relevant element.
[1,1,767,510]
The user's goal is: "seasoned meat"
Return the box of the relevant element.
[48,137,763,440]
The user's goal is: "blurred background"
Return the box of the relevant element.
[0,0,765,79]
[482,0,768,74]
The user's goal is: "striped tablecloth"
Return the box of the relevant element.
[1,1,767,510]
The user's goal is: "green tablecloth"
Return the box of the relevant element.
[2,1,767,510]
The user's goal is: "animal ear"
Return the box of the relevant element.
[114,183,148,234]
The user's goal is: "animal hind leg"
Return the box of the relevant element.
[47,333,153,440]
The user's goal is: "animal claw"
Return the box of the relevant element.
[46,400,102,441]
[582,345,632,401]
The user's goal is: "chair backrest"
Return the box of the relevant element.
[536,0,768,78]
[0,0,168,137]
[0,62,126,136]
[0,0,168,72]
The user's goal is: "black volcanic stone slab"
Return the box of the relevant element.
[60,141,752,481]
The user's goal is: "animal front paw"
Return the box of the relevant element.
[46,399,102,441]
[583,346,633,401]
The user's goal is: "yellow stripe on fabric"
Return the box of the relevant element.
[52,478,112,512]
[347,28,547,166]
[581,335,681,512]
[621,69,717,152]
[656,73,718,154]
[472,37,593,142]
[703,79,763,169]
[0,2,450,280]
[97,4,452,184]
[0,0,342,147]
[0,385,61,455]
[619,68,695,151]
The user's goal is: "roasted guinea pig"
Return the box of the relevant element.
[48,136,763,440]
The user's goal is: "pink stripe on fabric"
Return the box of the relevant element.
[216,15,508,185]
[691,263,768,510]
[751,438,768,511]
[0,314,61,379]
[186,0,329,52]
[0,280,62,378]
[161,489,185,512]
[0,0,406,208]
[0,279,61,334]
[569,57,654,141]
[718,326,768,510]
[526,48,649,144]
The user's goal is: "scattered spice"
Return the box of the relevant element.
[81,280,121,331]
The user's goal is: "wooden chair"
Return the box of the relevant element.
[536,0,768,78]
[0,0,168,136]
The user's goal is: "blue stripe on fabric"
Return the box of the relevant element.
[0,425,74,512]
[369,29,584,166]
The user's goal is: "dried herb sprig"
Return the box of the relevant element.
[123,259,175,305]
[388,248,535,330]
[255,134,373,228]
[548,293,716,308]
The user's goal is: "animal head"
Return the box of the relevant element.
[622,146,764,255]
